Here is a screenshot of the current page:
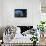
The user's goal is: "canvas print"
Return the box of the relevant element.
[14,9,27,17]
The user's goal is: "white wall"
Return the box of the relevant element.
[0,0,3,26]
[2,0,41,27]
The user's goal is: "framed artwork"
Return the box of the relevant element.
[14,9,27,17]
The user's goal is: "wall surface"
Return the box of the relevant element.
[2,0,41,27]
[0,0,3,26]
